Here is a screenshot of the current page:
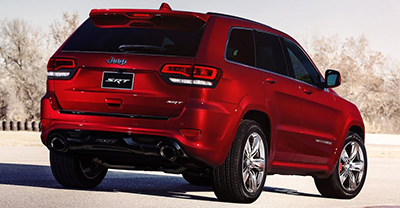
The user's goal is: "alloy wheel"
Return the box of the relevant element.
[338,141,365,191]
[242,132,266,193]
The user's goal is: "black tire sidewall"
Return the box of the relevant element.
[50,151,107,189]
[333,132,368,198]
[235,121,268,200]
[75,158,107,188]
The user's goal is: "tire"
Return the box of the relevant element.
[182,173,212,186]
[213,119,268,203]
[314,131,367,199]
[50,151,108,189]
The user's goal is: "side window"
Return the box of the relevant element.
[285,40,321,85]
[226,28,255,67]
[255,31,287,75]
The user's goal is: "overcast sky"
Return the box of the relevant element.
[1,0,399,60]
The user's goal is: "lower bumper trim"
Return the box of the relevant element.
[59,110,170,120]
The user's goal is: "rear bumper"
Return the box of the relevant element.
[41,92,241,167]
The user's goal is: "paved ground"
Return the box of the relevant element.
[0,132,400,208]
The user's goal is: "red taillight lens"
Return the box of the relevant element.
[47,58,76,79]
[47,58,76,71]
[160,64,220,88]
[47,58,55,71]
[193,66,217,80]
[161,64,192,77]
[126,13,152,19]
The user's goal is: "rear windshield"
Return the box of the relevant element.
[61,18,206,57]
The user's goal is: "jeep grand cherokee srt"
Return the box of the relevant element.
[41,3,367,203]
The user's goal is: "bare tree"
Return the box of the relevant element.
[0,18,47,121]
[49,12,80,47]
[0,12,80,122]
[306,35,400,133]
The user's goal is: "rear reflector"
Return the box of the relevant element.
[180,129,201,138]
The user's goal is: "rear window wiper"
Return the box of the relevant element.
[119,45,166,52]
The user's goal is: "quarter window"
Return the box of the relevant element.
[255,31,287,75]
[226,28,255,67]
[285,40,321,85]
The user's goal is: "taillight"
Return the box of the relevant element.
[193,66,217,80]
[47,58,76,79]
[126,13,152,19]
[160,64,220,88]
[161,64,192,77]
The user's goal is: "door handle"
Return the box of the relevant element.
[265,78,276,84]
[303,89,313,95]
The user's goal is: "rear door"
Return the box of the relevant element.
[52,13,208,118]
[254,31,303,162]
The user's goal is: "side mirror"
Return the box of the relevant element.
[324,69,341,88]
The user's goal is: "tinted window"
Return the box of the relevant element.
[255,31,287,75]
[285,40,321,85]
[62,19,205,57]
[226,29,255,67]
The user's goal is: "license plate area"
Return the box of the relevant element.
[102,72,134,90]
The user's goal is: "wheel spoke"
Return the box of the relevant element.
[249,170,257,193]
[340,170,348,184]
[257,171,264,185]
[251,158,265,172]
[244,140,252,158]
[350,161,364,172]
[251,135,260,158]
[349,171,357,190]
[341,149,349,164]
[349,142,358,162]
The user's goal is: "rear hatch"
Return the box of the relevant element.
[49,7,210,119]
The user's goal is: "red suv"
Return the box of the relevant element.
[41,3,367,203]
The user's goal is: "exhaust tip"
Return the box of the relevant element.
[160,145,177,162]
[50,136,68,153]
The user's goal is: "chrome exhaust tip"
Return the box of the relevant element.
[160,145,177,162]
[50,136,68,153]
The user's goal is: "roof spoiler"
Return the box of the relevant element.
[89,3,209,29]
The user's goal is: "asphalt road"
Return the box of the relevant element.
[0,146,399,208]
